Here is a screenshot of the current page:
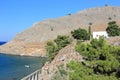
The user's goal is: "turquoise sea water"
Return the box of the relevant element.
[0,53,46,80]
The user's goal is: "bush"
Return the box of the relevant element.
[51,65,67,80]
[71,38,120,80]
[46,35,72,61]
[46,41,58,61]
[90,36,106,49]
[54,35,72,50]
[71,28,90,40]
[67,60,119,80]
[106,21,120,37]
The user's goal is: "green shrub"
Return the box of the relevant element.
[51,65,67,80]
[68,38,120,80]
[71,28,90,40]
[46,41,58,61]
[46,35,72,61]
[54,35,72,50]
[106,21,120,36]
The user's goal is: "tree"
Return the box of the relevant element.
[73,37,120,79]
[90,36,106,49]
[54,35,72,50]
[46,41,58,61]
[67,61,119,80]
[108,17,112,20]
[67,61,93,80]
[106,21,120,37]
[71,28,90,40]
[46,35,72,61]
[88,22,92,40]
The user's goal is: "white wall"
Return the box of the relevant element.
[92,31,108,39]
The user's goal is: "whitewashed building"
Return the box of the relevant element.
[92,31,108,39]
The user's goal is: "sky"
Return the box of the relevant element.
[0,0,120,41]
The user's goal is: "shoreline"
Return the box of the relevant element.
[0,53,46,80]
[0,52,46,58]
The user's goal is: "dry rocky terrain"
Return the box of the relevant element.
[107,36,120,46]
[40,40,83,80]
[0,6,120,56]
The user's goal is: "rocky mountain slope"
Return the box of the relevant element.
[40,40,83,80]
[0,6,120,56]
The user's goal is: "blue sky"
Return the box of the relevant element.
[0,0,120,41]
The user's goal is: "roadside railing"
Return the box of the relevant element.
[21,69,41,80]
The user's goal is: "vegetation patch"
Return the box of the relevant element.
[71,28,90,40]
[51,65,67,80]
[46,35,72,61]
[67,37,120,80]
[106,21,120,37]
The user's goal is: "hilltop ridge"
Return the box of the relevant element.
[0,6,120,56]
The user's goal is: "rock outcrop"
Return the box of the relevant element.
[40,41,83,80]
[0,6,120,56]
[107,36,120,46]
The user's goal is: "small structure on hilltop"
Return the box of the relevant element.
[92,31,109,39]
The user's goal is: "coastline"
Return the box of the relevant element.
[0,53,46,80]
[0,51,46,57]
[0,53,45,58]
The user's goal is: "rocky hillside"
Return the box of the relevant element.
[107,36,120,46]
[40,40,83,80]
[0,6,120,56]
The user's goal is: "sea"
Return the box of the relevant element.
[0,42,6,45]
[0,53,46,80]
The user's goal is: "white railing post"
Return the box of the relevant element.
[21,69,41,80]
